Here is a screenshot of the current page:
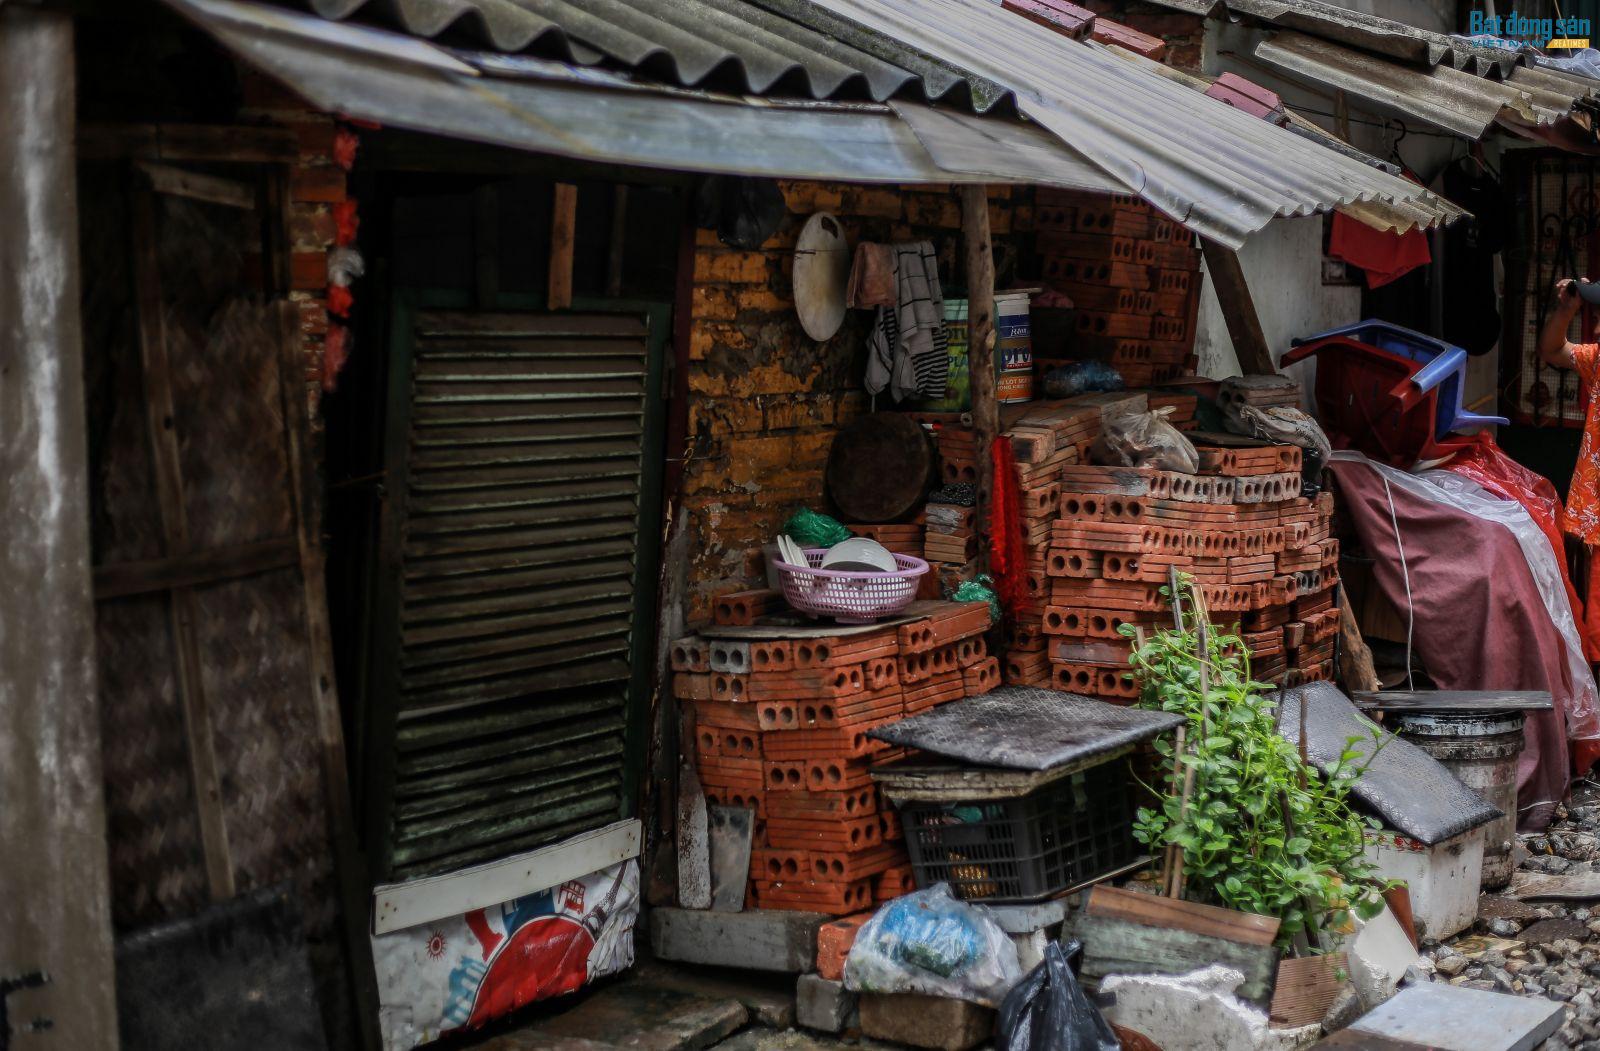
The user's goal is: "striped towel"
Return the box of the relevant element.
[865,241,950,402]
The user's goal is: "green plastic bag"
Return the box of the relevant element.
[783,508,852,547]
[950,576,1000,625]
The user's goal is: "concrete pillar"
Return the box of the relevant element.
[0,7,119,1048]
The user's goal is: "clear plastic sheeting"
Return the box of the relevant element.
[844,884,1022,1006]
[1332,451,1600,741]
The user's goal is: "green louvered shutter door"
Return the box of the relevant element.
[368,306,665,881]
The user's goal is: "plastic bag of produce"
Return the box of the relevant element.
[1091,404,1199,473]
[843,884,1022,1006]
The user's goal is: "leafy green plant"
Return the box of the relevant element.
[1124,579,1388,950]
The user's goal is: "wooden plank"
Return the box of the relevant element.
[79,122,299,162]
[1085,883,1279,945]
[130,185,236,902]
[962,184,997,586]
[1351,690,1553,712]
[94,536,299,599]
[1270,952,1348,1028]
[273,300,381,1050]
[1200,238,1276,375]
[606,184,629,298]
[138,161,256,209]
[549,182,577,310]
[372,819,641,934]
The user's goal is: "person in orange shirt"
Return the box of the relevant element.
[1539,277,1600,651]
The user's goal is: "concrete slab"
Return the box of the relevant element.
[1507,866,1600,900]
[709,1030,901,1051]
[984,896,1072,934]
[795,975,857,1034]
[858,993,994,1051]
[528,980,748,1051]
[1347,982,1564,1051]
[634,961,797,1028]
[652,907,828,973]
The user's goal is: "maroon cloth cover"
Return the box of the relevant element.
[1330,457,1574,830]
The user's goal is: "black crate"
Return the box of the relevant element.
[898,760,1136,902]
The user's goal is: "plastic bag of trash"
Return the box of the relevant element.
[1042,360,1124,398]
[996,940,1118,1051]
[1230,403,1333,481]
[843,884,1022,1006]
[1091,404,1199,473]
[783,508,852,547]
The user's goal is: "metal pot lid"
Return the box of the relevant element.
[793,211,850,341]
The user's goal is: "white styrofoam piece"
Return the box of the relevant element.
[986,896,1072,934]
[372,818,641,934]
[1364,826,1485,940]
[1345,904,1419,1009]
[1349,982,1564,1051]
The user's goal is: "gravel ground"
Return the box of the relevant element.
[1417,781,1600,1050]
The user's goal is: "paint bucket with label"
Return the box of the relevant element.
[995,291,1034,403]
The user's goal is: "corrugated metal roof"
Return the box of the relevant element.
[170,0,1461,245]
[166,0,1124,189]
[1252,31,1599,148]
[805,0,1456,244]
[1151,0,1537,76]
[290,0,1012,111]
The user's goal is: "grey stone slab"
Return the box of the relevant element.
[532,980,748,1051]
[1507,866,1600,900]
[634,961,797,1029]
[1514,916,1588,944]
[858,993,994,1051]
[1275,683,1500,845]
[1347,982,1563,1051]
[983,896,1072,934]
[795,974,857,1033]
[652,907,828,973]
[867,688,1181,771]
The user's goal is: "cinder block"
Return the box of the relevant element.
[797,973,859,1033]
[859,992,994,1050]
[651,906,827,973]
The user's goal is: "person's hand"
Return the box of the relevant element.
[1559,277,1582,308]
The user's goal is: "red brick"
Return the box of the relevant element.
[694,250,770,284]
[291,251,327,291]
[817,912,874,981]
[840,185,903,219]
[289,166,346,203]
[779,180,844,215]
[692,285,737,321]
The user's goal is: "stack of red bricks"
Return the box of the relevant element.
[672,600,997,914]
[1042,446,1340,698]
[1034,190,1201,385]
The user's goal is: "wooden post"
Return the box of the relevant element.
[961,185,997,572]
[1200,238,1277,375]
[0,7,119,1046]
[549,182,577,310]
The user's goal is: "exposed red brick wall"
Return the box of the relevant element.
[682,180,1033,622]
[239,72,350,403]
[1078,0,1207,70]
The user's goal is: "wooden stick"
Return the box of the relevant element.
[1200,238,1276,375]
[548,181,577,310]
[961,184,997,576]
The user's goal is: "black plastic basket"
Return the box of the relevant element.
[897,761,1136,902]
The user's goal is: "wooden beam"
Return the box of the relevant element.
[273,300,381,1050]
[94,536,299,600]
[80,122,298,163]
[1200,238,1277,375]
[130,185,236,902]
[960,185,997,575]
[138,161,256,210]
[548,182,578,311]
[606,184,629,298]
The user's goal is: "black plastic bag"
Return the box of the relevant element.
[995,940,1118,1051]
[694,175,786,250]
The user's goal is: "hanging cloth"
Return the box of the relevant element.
[865,241,950,402]
[1328,210,1432,289]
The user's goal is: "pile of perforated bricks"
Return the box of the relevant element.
[1034,189,1201,386]
[672,599,997,914]
[1040,445,1339,700]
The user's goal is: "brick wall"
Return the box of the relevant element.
[1078,0,1207,70]
[682,181,1032,622]
[239,72,353,401]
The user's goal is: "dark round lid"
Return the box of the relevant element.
[825,413,934,524]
